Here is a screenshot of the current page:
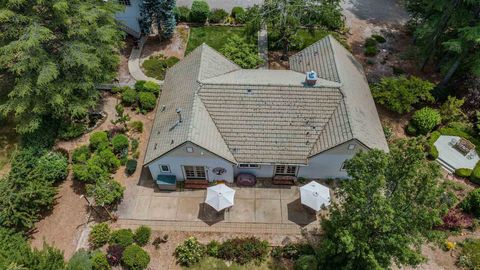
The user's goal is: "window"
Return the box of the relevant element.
[348,144,356,150]
[118,0,131,5]
[186,147,194,153]
[183,166,207,180]
[275,165,297,176]
[340,162,347,171]
[238,164,260,168]
[159,165,170,173]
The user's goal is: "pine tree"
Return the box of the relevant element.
[0,0,124,133]
[139,0,162,35]
[159,0,177,39]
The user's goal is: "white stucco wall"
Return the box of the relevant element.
[234,165,275,178]
[147,142,234,182]
[115,0,141,35]
[298,140,368,179]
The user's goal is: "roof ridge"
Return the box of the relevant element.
[308,100,344,155]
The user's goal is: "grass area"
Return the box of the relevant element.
[185,26,252,54]
[142,54,180,80]
[184,257,290,270]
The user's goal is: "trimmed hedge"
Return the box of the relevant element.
[122,88,137,105]
[110,229,134,248]
[126,159,137,176]
[427,131,441,160]
[89,131,109,151]
[456,168,473,178]
[190,0,210,23]
[122,244,150,270]
[111,134,129,154]
[209,8,228,23]
[89,223,111,248]
[411,107,441,135]
[174,6,190,22]
[134,225,151,246]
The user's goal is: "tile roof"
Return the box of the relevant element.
[144,36,388,166]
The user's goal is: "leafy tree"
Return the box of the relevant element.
[0,0,123,133]
[372,76,435,114]
[111,104,130,132]
[245,0,344,59]
[86,178,124,206]
[33,152,68,183]
[439,96,466,124]
[89,131,109,152]
[411,107,442,135]
[190,0,210,23]
[140,0,176,39]
[317,138,445,269]
[220,35,263,69]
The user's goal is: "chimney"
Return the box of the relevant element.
[305,71,318,86]
[176,108,183,123]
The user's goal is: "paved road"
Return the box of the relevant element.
[342,0,409,25]
[177,0,263,11]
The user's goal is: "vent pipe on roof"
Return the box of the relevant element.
[305,71,318,86]
[176,108,183,123]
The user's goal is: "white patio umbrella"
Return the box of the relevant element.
[205,184,235,211]
[300,181,331,211]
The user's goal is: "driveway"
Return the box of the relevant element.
[117,179,321,230]
[342,0,409,25]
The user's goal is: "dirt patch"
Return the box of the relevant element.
[141,25,190,65]
[376,104,411,139]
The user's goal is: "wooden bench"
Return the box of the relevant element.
[272,175,297,185]
[184,179,209,189]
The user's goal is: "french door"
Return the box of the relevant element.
[183,166,207,180]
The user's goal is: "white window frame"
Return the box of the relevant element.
[159,164,171,173]
[340,162,347,171]
[183,165,207,180]
[274,165,298,176]
[186,147,194,153]
[238,164,260,169]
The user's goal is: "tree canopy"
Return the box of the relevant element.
[220,35,263,69]
[0,0,124,133]
[317,138,445,269]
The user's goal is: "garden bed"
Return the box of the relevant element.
[185,26,252,54]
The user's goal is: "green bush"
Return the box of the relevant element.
[111,86,131,94]
[206,240,220,257]
[142,81,161,96]
[471,162,480,184]
[174,237,206,266]
[209,8,228,23]
[72,145,91,164]
[110,229,134,248]
[96,148,121,172]
[91,251,110,270]
[364,45,379,56]
[142,55,179,80]
[365,37,378,47]
[134,225,151,246]
[126,159,138,176]
[66,249,91,270]
[428,145,439,160]
[134,80,146,91]
[73,161,108,183]
[294,255,318,270]
[372,76,435,114]
[111,134,129,154]
[372,34,386,43]
[89,223,111,248]
[461,189,480,217]
[87,178,124,206]
[218,237,269,265]
[131,139,139,152]
[129,121,143,133]
[190,0,210,23]
[231,6,245,21]
[274,243,316,260]
[122,88,138,106]
[138,92,157,111]
[458,239,480,269]
[35,151,68,183]
[411,107,441,135]
[89,131,109,151]
[174,6,190,22]
[122,244,150,270]
[220,35,263,68]
[58,122,87,140]
[405,123,417,136]
[456,168,473,178]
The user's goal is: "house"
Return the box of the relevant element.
[143,36,389,183]
[115,0,142,38]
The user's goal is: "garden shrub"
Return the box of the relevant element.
[87,178,124,206]
[110,229,134,248]
[34,151,68,183]
[139,92,157,111]
[372,34,386,43]
[142,55,179,80]
[96,148,121,172]
[220,35,263,68]
[441,208,473,231]
[106,245,124,266]
[72,161,108,183]
[89,223,111,248]
[91,251,110,270]
[456,168,473,178]
[174,6,190,22]
[66,249,91,270]
[134,80,146,91]
[174,237,205,266]
[111,86,131,94]
[458,239,480,270]
[122,88,137,106]
[134,225,151,246]
[405,124,417,136]
[209,8,228,23]
[58,122,87,140]
[364,45,379,57]
[439,96,466,124]
[438,122,480,149]
[206,240,220,257]
[277,243,316,260]
[411,107,441,135]
[427,131,441,160]
[461,189,480,217]
[129,121,143,133]
[365,37,378,47]
[231,6,245,22]
[111,134,129,154]
[89,131,109,151]
[190,0,210,23]
[218,237,269,265]
[470,161,480,184]
[142,81,161,96]
[126,159,138,176]
[72,145,91,164]
[294,255,318,270]
[372,76,435,114]
[122,244,150,270]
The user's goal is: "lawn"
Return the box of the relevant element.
[185,26,253,54]
[184,257,290,270]
[142,54,180,80]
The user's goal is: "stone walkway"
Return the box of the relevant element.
[128,36,163,84]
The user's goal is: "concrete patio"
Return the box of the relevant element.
[434,135,479,172]
[117,177,323,234]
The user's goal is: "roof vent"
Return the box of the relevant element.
[246,89,253,96]
[305,71,318,86]
[176,108,183,123]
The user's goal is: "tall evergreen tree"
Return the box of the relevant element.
[139,0,162,35]
[160,0,177,39]
[0,0,124,133]
[140,0,176,39]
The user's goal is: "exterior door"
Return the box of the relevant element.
[183,166,207,180]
